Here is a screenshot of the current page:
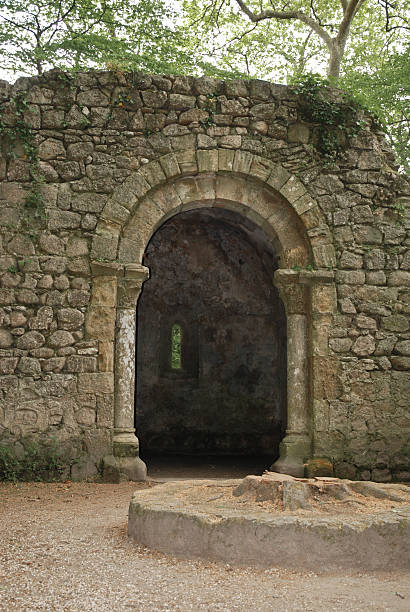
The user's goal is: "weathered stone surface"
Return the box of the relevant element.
[77,89,109,106]
[128,478,410,570]
[0,329,13,348]
[48,210,81,230]
[382,315,409,332]
[352,335,376,357]
[17,356,41,376]
[0,70,408,482]
[67,142,94,160]
[38,138,66,160]
[66,355,97,373]
[57,308,85,330]
[0,357,18,374]
[169,94,196,110]
[391,356,410,370]
[16,331,45,350]
[48,330,75,347]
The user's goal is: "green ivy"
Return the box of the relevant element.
[0,91,46,235]
[291,74,367,164]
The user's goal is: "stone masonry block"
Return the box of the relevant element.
[173,177,207,205]
[112,174,150,211]
[98,341,114,372]
[174,150,198,174]
[218,149,235,172]
[280,176,307,204]
[197,149,218,173]
[313,244,337,268]
[159,154,181,179]
[101,201,130,225]
[118,237,145,264]
[85,306,115,341]
[311,284,337,314]
[66,355,97,373]
[266,165,290,192]
[248,156,275,182]
[169,94,196,110]
[215,175,246,203]
[78,373,114,394]
[139,161,166,188]
[233,151,253,174]
[241,183,274,220]
[90,234,119,261]
[91,276,117,307]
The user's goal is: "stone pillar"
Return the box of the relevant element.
[305,269,336,478]
[270,269,310,477]
[103,263,149,482]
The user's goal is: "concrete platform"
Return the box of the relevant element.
[128,478,410,571]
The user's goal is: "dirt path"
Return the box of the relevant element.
[0,481,409,611]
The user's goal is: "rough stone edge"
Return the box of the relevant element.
[128,481,410,571]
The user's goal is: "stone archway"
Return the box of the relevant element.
[91,150,337,480]
[136,207,288,461]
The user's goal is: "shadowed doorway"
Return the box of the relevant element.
[135,207,287,475]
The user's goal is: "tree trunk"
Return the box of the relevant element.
[327,45,343,79]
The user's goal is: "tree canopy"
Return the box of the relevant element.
[0,0,199,77]
[0,0,408,169]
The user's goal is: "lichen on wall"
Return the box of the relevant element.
[0,69,408,481]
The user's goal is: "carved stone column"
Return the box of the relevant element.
[270,269,311,477]
[103,263,149,482]
[303,269,336,478]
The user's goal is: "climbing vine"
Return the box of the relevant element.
[292,74,366,164]
[0,90,46,237]
[200,93,217,128]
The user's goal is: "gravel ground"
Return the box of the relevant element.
[0,481,409,612]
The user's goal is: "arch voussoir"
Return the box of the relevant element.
[91,148,334,271]
[158,153,181,179]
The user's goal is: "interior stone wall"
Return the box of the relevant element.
[0,69,408,481]
[136,208,286,457]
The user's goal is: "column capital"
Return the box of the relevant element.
[117,264,150,308]
[274,269,308,315]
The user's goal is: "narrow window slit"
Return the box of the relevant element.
[171,324,182,369]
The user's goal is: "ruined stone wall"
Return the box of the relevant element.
[0,70,408,481]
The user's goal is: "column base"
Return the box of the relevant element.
[305,458,334,478]
[270,433,311,478]
[102,455,147,483]
[102,429,147,483]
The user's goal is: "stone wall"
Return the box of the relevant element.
[0,69,408,481]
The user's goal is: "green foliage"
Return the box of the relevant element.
[391,201,407,227]
[0,91,35,162]
[184,0,409,167]
[291,73,365,163]
[291,261,316,272]
[0,0,210,77]
[0,439,67,482]
[171,324,182,370]
[0,90,47,234]
[200,93,217,127]
[341,44,410,172]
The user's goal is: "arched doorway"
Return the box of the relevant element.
[95,160,336,482]
[135,208,287,471]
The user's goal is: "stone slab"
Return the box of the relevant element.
[128,478,410,571]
